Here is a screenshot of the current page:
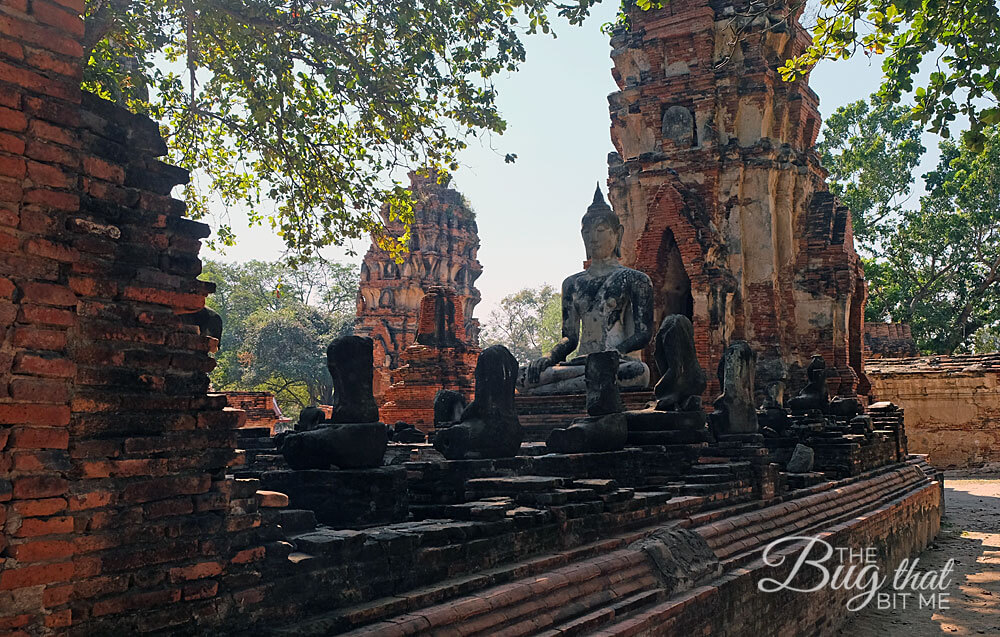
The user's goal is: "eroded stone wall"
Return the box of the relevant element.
[606,0,867,399]
[869,355,1000,468]
[355,172,482,402]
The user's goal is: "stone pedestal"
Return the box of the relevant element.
[625,409,711,445]
[260,467,408,529]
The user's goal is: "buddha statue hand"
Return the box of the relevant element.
[526,355,554,385]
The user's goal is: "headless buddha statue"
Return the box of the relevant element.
[518,186,654,395]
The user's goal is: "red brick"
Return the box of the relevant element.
[123,474,211,503]
[44,609,71,628]
[8,538,74,562]
[23,47,79,79]
[42,583,72,607]
[0,615,31,630]
[123,286,205,310]
[0,105,27,132]
[9,377,69,402]
[68,275,116,297]
[13,353,75,379]
[48,0,84,12]
[168,561,222,583]
[182,580,218,601]
[0,132,24,154]
[15,516,73,537]
[82,156,124,183]
[23,188,78,211]
[9,427,69,449]
[0,59,75,101]
[19,304,75,327]
[0,155,25,178]
[12,475,66,498]
[25,139,76,166]
[0,561,73,589]
[11,497,66,517]
[0,15,83,59]
[231,546,265,564]
[13,327,66,350]
[67,490,112,511]
[26,161,71,189]
[0,403,69,425]
[20,282,76,307]
[30,0,85,37]
[0,181,23,204]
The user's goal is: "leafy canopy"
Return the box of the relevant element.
[201,257,356,416]
[480,284,564,364]
[817,99,924,242]
[780,0,1000,151]
[821,97,1000,353]
[83,0,604,260]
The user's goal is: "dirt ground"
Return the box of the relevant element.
[838,476,1000,636]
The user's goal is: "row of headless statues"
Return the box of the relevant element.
[276,187,845,467]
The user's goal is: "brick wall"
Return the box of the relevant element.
[222,391,290,433]
[0,4,268,632]
[869,354,1000,468]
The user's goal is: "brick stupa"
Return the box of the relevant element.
[355,171,482,402]
[379,286,479,430]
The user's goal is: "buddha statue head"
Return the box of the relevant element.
[582,185,624,262]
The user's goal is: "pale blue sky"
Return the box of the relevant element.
[207,2,942,319]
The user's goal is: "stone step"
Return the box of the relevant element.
[262,508,317,535]
[465,475,568,494]
[536,589,664,637]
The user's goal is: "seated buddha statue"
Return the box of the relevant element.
[518,186,654,395]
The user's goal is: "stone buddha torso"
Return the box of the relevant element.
[563,265,650,362]
[518,187,654,395]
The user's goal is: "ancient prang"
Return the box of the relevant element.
[606,0,868,399]
[379,286,479,429]
[355,171,483,402]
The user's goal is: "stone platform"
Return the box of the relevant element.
[515,391,653,441]
[262,457,941,636]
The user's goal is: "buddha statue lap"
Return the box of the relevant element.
[518,186,654,395]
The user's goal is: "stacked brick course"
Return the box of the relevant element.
[0,5,270,632]
[355,172,482,402]
[606,0,867,398]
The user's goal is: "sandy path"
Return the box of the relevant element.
[837,478,1000,636]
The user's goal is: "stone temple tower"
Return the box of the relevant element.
[355,171,483,402]
[606,0,868,398]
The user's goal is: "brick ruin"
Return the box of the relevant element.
[0,1,945,635]
[606,0,867,399]
[869,354,1000,469]
[864,322,918,359]
[221,392,291,434]
[354,172,482,403]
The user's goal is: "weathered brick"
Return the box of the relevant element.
[15,516,73,537]
[0,403,69,425]
[12,353,75,378]
[9,427,68,449]
[12,475,66,499]
[20,282,76,307]
[12,327,66,350]
[0,562,73,590]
